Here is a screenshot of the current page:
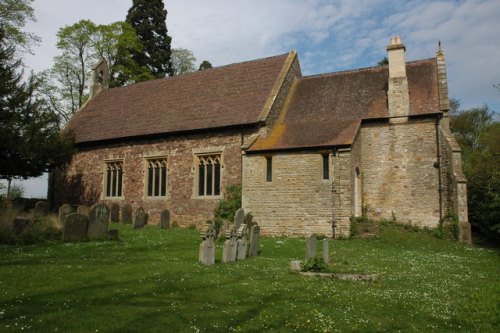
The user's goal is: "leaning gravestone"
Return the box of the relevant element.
[58,204,76,224]
[323,238,330,264]
[199,223,216,265]
[236,224,248,260]
[222,226,237,263]
[33,201,49,217]
[305,234,317,259]
[77,205,90,217]
[133,207,148,229]
[234,208,245,229]
[110,203,120,223]
[88,203,110,239]
[121,204,133,224]
[63,213,89,242]
[160,209,170,229]
[248,224,261,257]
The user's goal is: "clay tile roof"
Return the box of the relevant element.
[249,58,439,151]
[68,53,291,143]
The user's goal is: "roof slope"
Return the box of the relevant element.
[249,59,439,151]
[68,53,291,143]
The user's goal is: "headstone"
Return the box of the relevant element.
[121,204,133,224]
[13,217,31,234]
[199,224,216,265]
[305,234,317,259]
[160,209,170,229]
[63,213,89,242]
[222,227,237,263]
[33,201,49,217]
[234,208,245,229]
[77,205,90,216]
[58,204,76,224]
[133,207,148,229]
[290,260,302,272]
[323,238,330,264]
[107,229,119,240]
[236,224,248,260]
[248,224,261,257]
[88,203,110,239]
[110,203,120,223]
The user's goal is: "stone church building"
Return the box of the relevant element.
[52,37,469,240]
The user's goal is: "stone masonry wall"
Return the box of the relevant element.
[242,152,334,237]
[53,128,256,227]
[359,119,441,227]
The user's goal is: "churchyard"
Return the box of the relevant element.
[0,205,498,333]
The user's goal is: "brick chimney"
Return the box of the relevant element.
[90,58,109,99]
[387,36,409,123]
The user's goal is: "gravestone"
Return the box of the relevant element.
[217,221,230,241]
[236,224,248,260]
[88,203,110,239]
[77,205,90,217]
[33,201,49,217]
[234,208,245,229]
[110,203,120,223]
[199,224,216,265]
[121,204,133,224]
[305,234,317,259]
[58,204,75,224]
[13,217,31,234]
[323,238,330,264]
[63,213,89,242]
[248,224,261,257]
[160,209,170,229]
[222,226,237,263]
[133,207,148,229]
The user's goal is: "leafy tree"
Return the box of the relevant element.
[450,100,499,241]
[377,57,388,66]
[0,29,74,190]
[171,48,196,76]
[198,60,213,71]
[0,0,40,53]
[126,0,173,78]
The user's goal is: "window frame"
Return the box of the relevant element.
[103,159,124,199]
[265,156,273,182]
[144,157,168,198]
[195,153,222,199]
[322,153,330,180]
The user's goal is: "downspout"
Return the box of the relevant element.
[331,149,338,238]
[435,118,444,221]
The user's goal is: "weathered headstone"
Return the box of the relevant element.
[160,209,170,229]
[248,224,261,257]
[58,204,76,224]
[305,234,317,259]
[121,204,133,224]
[110,203,120,223]
[236,224,248,260]
[77,205,90,217]
[88,203,110,239]
[222,227,237,263]
[199,224,216,265]
[323,238,330,264]
[234,208,245,229]
[63,213,89,242]
[33,201,49,217]
[133,207,148,229]
[13,217,31,234]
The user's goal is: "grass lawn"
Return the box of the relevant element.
[0,223,498,332]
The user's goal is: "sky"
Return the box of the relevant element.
[5,0,500,198]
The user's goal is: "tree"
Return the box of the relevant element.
[198,60,213,71]
[0,29,74,189]
[0,0,40,54]
[377,57,388,66]
[126,0,173,78]
[171,48,196,75]
[450,100,500,241]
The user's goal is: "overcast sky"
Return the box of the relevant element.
[7,0,500,198]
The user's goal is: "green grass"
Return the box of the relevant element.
[0,224,498,332]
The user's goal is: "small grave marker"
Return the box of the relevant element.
[121,204,133,224]
[160,209,170,229]
[305,234,317,259]
[63,213,89,242]
[248,224,260,257]
[110,203,120,223]
[133,207,148,229]
[88,203,110,239]
[199,224,216,265]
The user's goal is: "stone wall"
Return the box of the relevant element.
[242,152,334,237]
[359,118,441,227]
[53,128,256,226]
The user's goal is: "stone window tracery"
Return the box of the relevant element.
[197,155,221,197]
[146,158,167,197]
[105,161,123,197]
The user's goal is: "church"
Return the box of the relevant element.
[52,37,470,240]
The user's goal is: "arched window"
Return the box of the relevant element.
[197,155,221,196]
[105,161,123,197]
[146,158,167,197]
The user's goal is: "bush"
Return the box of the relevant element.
[213,185,241,235]
[301,257,327,272]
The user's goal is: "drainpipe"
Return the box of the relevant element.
[331,149,337,238]
[435,118,444,221]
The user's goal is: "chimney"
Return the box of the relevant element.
[90,58,109,99]
[387,36,409,123]
[436,42,451,131]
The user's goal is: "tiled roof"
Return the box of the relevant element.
[68,53,292,143]
[248,58,440,151]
